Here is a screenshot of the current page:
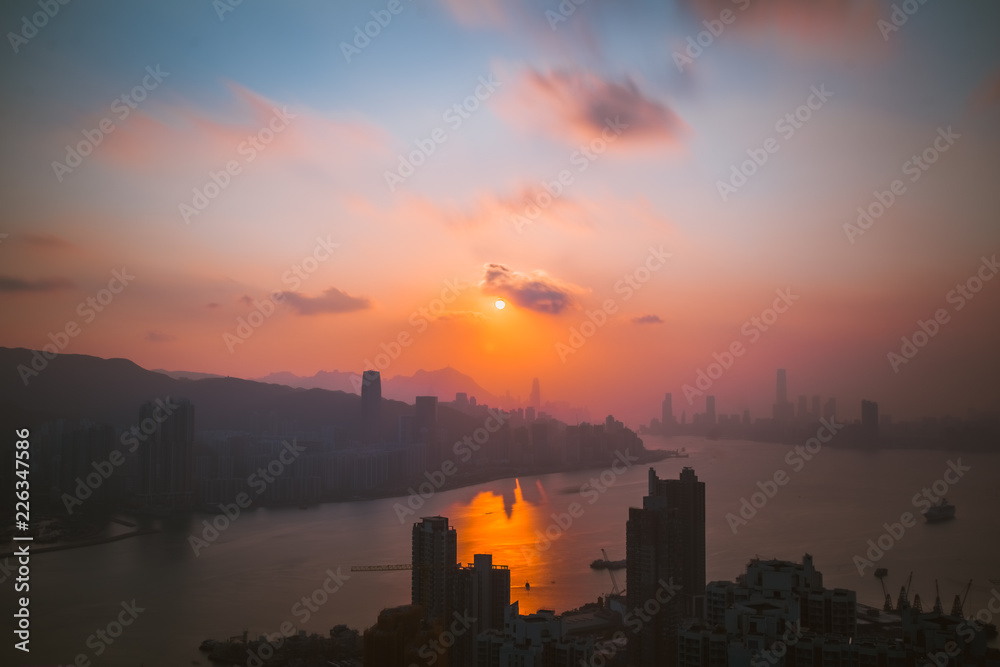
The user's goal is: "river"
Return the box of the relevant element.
[10,436,1000,666]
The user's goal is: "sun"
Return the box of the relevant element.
[494,299,506,310]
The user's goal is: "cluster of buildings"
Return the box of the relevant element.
[647,369,881,446]
[34,372,651,513]
[362,469,998,666]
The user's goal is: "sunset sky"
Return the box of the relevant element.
[2,0,999,425]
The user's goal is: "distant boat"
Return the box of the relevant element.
[525,582,530,590]
[923,498,955,522]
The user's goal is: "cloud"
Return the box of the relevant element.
[275,287,372,315]
[433,310,488,322]
[496,68,687,149]
[0,275,74,292]
[206,302,222,309]
[94,81,390,180]
[21,233,76,250]
[633,314,664,324]
[675,0,885,48]
[144,330,177,342]
[479,264,585,314]
[969,68,1000,114]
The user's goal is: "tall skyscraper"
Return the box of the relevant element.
[626,467,706,666]
[705,396,716,426]
[453,553,510,665]
[797,395,808,420]
[528,377,540,408]
[414,396,438,464]
[812,395,821,420]
[773,369,793,422]
[661,393,673,431]
[824,397,837,420]
[361,370,381,444]
[861,399,879,438]
[411,516,457,624]
[137,397,194,508]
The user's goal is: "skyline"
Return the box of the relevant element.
[3,0,1000,428]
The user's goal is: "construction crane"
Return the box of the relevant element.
[351,564,414,572]
[602,548,622,597]
[951,579,973,617]
[875,568,892,612]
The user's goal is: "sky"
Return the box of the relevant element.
[1,0,999,427]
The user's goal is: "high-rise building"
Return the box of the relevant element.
[812,395,821,420]
[797,395,808,420]
[528,378,541,408]
[661,393,674,431]
[453,554,511,666]
[772,369,793,422]
[861,399,879,438]
[137,398,194,508]
[823,397,837,420]
[411,516,457,624]
[414,396,438,464]
[626,467,706,666]
[361,370,381,444]
[705,396,716,426]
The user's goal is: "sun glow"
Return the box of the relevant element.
[495,299,506,310]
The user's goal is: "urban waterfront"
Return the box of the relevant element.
[12,436,999,666]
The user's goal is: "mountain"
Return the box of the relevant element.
[255,366,505,406]
[0,348,485,442]
[152,369,226,381]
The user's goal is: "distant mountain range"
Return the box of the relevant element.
[0,348,481,440]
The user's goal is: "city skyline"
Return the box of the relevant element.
[2,2,999,428]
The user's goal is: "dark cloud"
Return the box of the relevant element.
[144,331,177,342]
[502,68,686,148]
[0,275,73,292]
[275,287,372,315]
[633,314,664,325]
[479,263,583,314]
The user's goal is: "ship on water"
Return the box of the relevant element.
[923,498,955,522]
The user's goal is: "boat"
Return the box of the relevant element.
[590,558,627,570]
[525,582,530,590]
[923,498,955,522]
